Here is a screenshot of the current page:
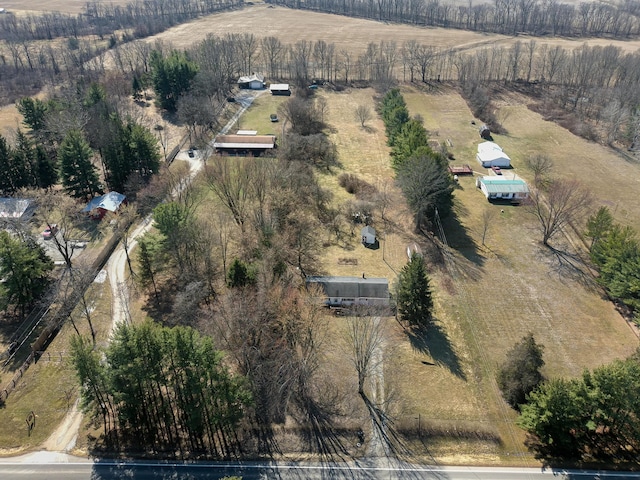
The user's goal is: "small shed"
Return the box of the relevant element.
[477,142,511,168]
[361,225,376,245]
[476,176,529,202]
[237,73,265,90]
[479,124,491,140]
[270,83,291,96]
[306,276,390,307]
[82,191,127,219]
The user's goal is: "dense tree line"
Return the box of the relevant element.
[16,82,160,197]
[379,89,453,233]
[270,0,640,39]
[519,351,640,462]
[0,0,240,42]
[71,322,250,455]
[586,206,640,315]
[0,129,57,195]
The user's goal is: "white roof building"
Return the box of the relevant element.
[476,142,511,168]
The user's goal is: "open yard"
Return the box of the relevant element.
[277,85,639,462]
[0,2,639,464]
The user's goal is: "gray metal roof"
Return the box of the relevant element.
[307,276,389,299]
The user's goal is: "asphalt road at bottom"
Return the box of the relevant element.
[2,458,640,480]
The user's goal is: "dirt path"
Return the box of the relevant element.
[37,91,263,456]
[366,316,387,458]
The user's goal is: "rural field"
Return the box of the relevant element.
[235,83,640,462]
[143,3,640,54]
[0,0,129,14]
[0,0,639,465]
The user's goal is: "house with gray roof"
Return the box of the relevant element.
[0,197,35,221]
[306,276,390,307]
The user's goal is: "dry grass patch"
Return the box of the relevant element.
[0,275,112,452]
[143,5,640,59]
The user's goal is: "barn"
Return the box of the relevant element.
[82,191,127,219]
[306,276,390,307]
[212,134,277,156]
[237,73,265,90]
[476,142,511,168]
[270,83,291,96]
[476,176,529,202]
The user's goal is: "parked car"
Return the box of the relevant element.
[188,148,195,158]
[491,165,502,175]
[226,96,236,103]
[42,224,58,239]
[270,113,279,122]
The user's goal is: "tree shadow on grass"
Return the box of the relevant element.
[440,205,486,272]
[539,243,600,292]
[407,322,466,381]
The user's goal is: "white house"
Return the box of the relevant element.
[237,73,265,89]
[476,141,511,168]
[361,225,376,245]
[476,176,529,202]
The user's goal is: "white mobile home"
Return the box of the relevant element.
[476,176,529,202]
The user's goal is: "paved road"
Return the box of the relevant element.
[1,455,639,480]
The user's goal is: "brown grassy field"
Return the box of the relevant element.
[267,84,638,463]
[0,0,129,14]
[145,3,640,54]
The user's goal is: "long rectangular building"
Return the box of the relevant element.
[212,134,277,156]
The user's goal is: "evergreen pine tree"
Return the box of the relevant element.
[395,253,433,328]
[58,130,101,200]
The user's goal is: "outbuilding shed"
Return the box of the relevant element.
[476,142,511,168]
[306,276,390,307]
[476,176,529,202]
[237,73,265,89]
[361,225,376,246]
[270,83,291,96]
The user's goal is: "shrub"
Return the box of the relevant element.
[338,173,378,199]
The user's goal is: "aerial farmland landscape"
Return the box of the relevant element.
[0,0,640,478]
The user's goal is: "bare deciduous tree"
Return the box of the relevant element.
[525,154,554,188]
[355,105,372,127]
[527,178,593,247]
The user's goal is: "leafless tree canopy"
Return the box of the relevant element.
[527,178,593,247]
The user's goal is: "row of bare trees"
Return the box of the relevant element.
[0,0,239,42]
[272,0,640,38]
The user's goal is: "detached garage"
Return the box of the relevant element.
[477,142,511,168]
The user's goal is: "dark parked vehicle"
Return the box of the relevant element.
[270,113,279,122]
[491,165,502,175]
[226,97,236,103]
